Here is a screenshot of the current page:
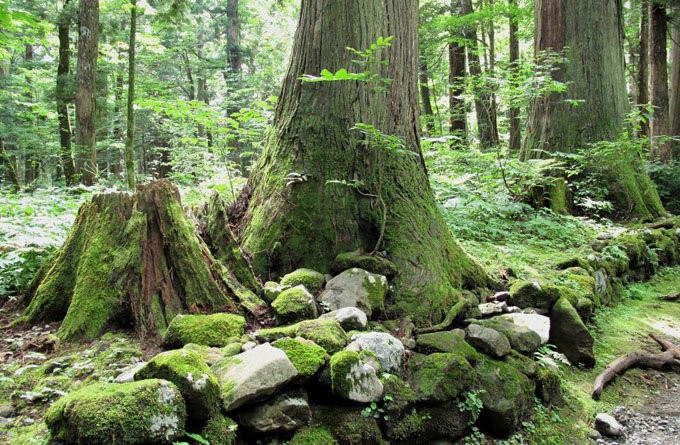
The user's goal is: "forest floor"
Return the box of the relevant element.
[0,186,679,444]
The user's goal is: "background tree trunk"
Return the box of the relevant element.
[124,0,137,190]
[235,0,489,325]
[648,2,671,161]
[419,61,436,135]
[57,0,75,186]
[637,0,650,138]
[521,0,664,219]
[508,0,521,152]
[461,0,497,149]
[449,0,467,144]
[670,9,680,156]
[75,0,100,185]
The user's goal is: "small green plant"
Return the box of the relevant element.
[361,401,388,420]
[173,432,210,445]
[534,344,570,370]
[457,389,486,424]
[463,426,486,445]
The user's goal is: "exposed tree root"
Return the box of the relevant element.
[591,333,680,400]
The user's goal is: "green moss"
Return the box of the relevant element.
[264,281,289,303]
[362,272,387,314]
[332,252,398,277]
[535,366,564,407]
[199,412,238,445]
[260,319,347,354]
[310,404,384,445]
[272,337,327,378]
[163,313,245,348]
[509,280,560,310]
[287,426,339,445]
[45,379,186,445]
[474,355,535,437]
[415,329,477,356]
[280,268,326,294]
[329,350,360,396]
[385,409,425,441]
[409,352,477,403]
[380,374,416,416]
[359,349,381,372]
[547,177,569,215]
[272,285,318,323]
[134,349,220,423]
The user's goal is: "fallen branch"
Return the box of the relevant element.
[658,293,679,302]
[591,334,680,400]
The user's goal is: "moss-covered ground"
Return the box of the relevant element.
[0,183,678,444]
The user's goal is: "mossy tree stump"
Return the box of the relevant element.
[20,180,263,341]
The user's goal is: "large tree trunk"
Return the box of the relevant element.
[670,9,680,156]
[648,2,671,161]
[449,0,467,144]
[57,0,75,186]
[124,0,137,190]
[508,0,521,152]
[521,0,665,219]
[75,0,99,185]
[235,0,490,326]
[20,181,264,341]
[637,0,650,139]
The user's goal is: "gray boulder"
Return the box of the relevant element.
[498,313,550,344]
[211,343,298,411]
[477,319,542,354]
[238,389,311,433]
[465,324,511,358]
[319,307,368,331]
[318,268,387,317]
[347,332,405,372]
[478,302,507,317]
[594,413,624,437]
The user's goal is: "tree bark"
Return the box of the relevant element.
[75,0,100,185]
[508,0,521,152]
[20,181,265,341]
[420,61,435,136]
[637,0,650,138]
[124,0,137,190]
[57,0,75,186]
[648,2,671,161]
[521,0,665,219]
[669,8,680,157]
[235,0,490,326]
[449,0,467,144]
[461,0,497,149]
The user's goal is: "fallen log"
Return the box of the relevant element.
[591,334,680,400]
[658,293,679,302]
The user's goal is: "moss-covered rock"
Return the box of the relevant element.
[535,366,564,407]
[380,374,416,417]
[508,281,560,310]
[134,349,219,424]
[238,388,311,433]
[280,268,326,294]
[385,403,470,443]
[475,319,541,355]
[288,426,339,445]
[272,337,327,379]
[211,343,298,411]
[329,350,383,402]
[465,324,512,358]
[198,412,238,445]
[318,268,387,318]
[263,281,290,303]
[475,356,534,438]
[182,341,241,366]
[549,297,595,368]
[414,329,477,356]
[331,252,398,277]
[408,352,477,403]
[163,313,245,348]
[45,379,186,444]
[310,404,384,445]
[272,285,319,323]
[258,319,347,354]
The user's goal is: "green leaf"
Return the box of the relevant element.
[320,69,333,80]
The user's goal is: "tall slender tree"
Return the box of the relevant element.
[508,0,521,152]
[75,0,100,185]
[670,8,680,156]
[235,0,489,325]
[57,0,75,185]
[648,1,671,161]
[124,0,137,190]
[521,0,664,219]
[637,0,650,138]
[449,0,468,142]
